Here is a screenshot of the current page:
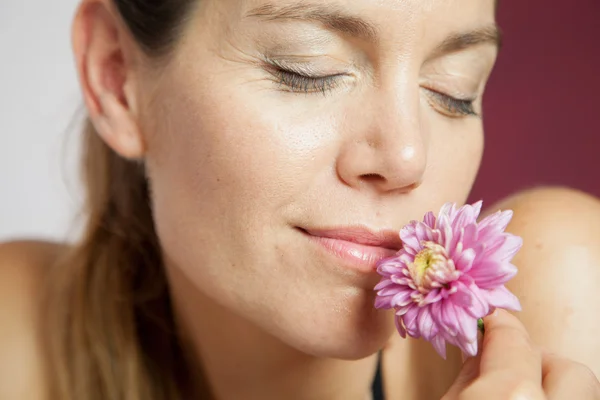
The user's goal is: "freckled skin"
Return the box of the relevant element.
[0,0,598,396]
[69,0,600,398]
[2,0,600,399]
[141,0,497,364]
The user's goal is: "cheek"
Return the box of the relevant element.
[424,118,484,204]
[142,75,342,290]
[144,68,349,227]
[142,88,394,357]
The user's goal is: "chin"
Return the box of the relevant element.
[302,316,395,360]
[267,298,397,360]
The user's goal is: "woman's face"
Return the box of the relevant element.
[140,0,498,358]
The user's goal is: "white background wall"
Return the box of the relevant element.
[0,0,84,242]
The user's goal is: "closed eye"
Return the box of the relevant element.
[263,59,348,95]
[424,88,478,118]
[271,68,347,95]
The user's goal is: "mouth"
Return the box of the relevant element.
[297,225,403,274]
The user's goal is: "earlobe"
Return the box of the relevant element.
[95,93,145,159]
[72,0,145,160]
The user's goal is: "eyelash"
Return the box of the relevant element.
[425,89,478,117]
[272,68,478,117]
[273,68,344,95]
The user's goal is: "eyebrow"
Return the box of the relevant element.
[433,25,503,57]
[246,3,378,42]
[246,2,501,52]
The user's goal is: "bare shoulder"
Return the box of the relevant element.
[489,187,600,377]
[490,186,600,250]
[0,240,68,400]
[492,185,600,223]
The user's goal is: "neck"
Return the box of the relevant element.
[167,266,379,400]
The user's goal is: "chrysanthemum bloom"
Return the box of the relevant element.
[374,201,522,358]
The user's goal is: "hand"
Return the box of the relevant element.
[442,309,600,399]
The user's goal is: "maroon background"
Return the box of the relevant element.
[468,0,600,205]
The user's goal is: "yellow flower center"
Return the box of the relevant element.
[410,242,449,289]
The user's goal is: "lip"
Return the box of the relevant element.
[299,225,403,274]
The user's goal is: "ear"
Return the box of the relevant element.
[72,0,145,159]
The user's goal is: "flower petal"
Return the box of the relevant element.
[454,248,476,272]
[471,200,483,219]
[438,302,460,337]
[491,234,523,262]
[391,290,414,307]
[376,284,402,296]
[374,295,393,309]
[455,307,478,344]
[431,335,447,359]
[478,210,513,242]
[461,223,478,249]
[417,308,438,341]
[437,214,453,251]
[463,282,490,319]
[401,305,420,337]
[439,202,458,224]
[377,255,409,275]
[424,211,437,228]
[479,235,507,260]
[421,289,443,306]
[417,221,437,243]
[469,261,518,289]
[483,286,521,311]
[394,315,407,338]
[374,278,394,291]
[400,225,421,252]
[448,283,472,308]
[448,230,462,258]
[391,277,412,287]
[452,204,477,230]
[460,337,478,358]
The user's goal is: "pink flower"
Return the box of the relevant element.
[374,201,522,359]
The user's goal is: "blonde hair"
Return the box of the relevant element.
[43,121,188,399]
[40,1,211,397]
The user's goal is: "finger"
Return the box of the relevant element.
[459,374,545,400]
[441,333,483,399]
[542,352,600,399]
[478,309,542,383]
[455,310,545,400]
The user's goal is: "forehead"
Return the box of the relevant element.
[235,0,497,50]
[240,0,497,28]
[231,0,498,59]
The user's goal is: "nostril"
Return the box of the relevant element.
[360,173,385,182]
[360,173,422,193]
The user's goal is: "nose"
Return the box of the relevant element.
[336,86,427,195]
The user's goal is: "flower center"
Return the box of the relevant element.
[409,241,458,291]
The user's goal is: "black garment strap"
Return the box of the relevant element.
[371,353,385,400]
